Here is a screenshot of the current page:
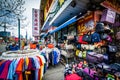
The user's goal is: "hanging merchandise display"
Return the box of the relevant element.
[91,32,101,43]
[63,0,120,79]
[75,9,119,65]
[95,22,105,33]
[101,9,116,24]
[82,32,92,43]
[41,47,61,66]
[0,50,47,80]
[78,36,88,44]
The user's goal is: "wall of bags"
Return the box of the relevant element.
[63,1,120,79]
[75,9,120,64]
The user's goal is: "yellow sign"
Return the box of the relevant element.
[101,0,120,14]
[44,0,54,20]
[59,0,64,6]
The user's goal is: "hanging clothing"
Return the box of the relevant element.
[0,53,47,80]
[7,60,16,80]
[15,58,24,80]
[32,57,40,80]
[0,60,12,79]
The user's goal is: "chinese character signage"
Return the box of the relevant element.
[32,8,40,36]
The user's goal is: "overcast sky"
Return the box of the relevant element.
[22,0,40,39]
[7,0,41,39]
[0,0,41,39]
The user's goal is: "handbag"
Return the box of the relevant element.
[82,32,92,43]
[106,35,112,42]
[81,44,89,50]
[116,31,120,40]
[83,67,98,80]
[115,72,120,80]
[91,32,101,43]
[78,51,83,58]
[100,9,116,24]
[82,51,87,59]
[106,74,116,80]
[110,63,120,72]
[76,44,81,49]
[89,45,95,50]
[100,33,108,40]
[67,35,74,40]
[108,45,117,53]
[65,73,82,80]
[78,36,88,44]
[95,22,105,33]
[76,50,80,56]
[87,52,103,63]
[104,24,111,33]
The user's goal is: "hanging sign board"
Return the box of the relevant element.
[32,8,40,37]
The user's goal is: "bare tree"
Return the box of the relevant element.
[0,0,26,31]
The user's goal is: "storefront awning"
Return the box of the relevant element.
[49,16,77,34]
[42,32,49,38]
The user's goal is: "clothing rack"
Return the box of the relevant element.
[0,49,40,60]
[0,49,47,80]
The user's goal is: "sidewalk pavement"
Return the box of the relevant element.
[43,63,65,80]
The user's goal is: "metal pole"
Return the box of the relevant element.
[18,18,20,49]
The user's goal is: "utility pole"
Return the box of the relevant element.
[18,18,20,49]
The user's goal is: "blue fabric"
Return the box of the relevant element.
[7,60,16,80]
[30,58,36,70]
[32,57,40,80]
[13,58,20,80]
[41,52,47,62]
[91,32,101,43]
[53,51,58,65]
[9,45,19,51]
[49,52,53,65]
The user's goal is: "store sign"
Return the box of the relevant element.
[59,0,65,6]
[77,13,94,35]
[32,8,40,36]
[78,13,94,24]
[101,0,120,14]
[44,0,53,20]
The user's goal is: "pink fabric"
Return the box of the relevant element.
[65,73,82,80]
[107,35,112,42]
[83,68,96,77]
[0,60,12,79]
[83,67,98,80]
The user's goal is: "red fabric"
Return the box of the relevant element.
[78,36,88,44]
[0,60,12,79]
[65,74,82,80]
